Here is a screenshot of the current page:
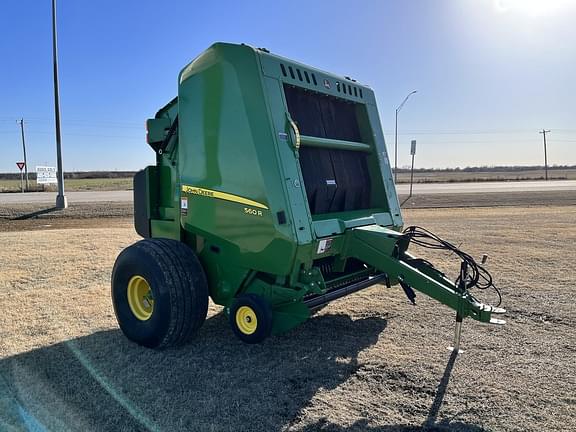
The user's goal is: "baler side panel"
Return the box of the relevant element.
[176,44,303,305]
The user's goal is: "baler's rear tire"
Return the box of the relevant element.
[229,294,273,344]
[111,238,208,349]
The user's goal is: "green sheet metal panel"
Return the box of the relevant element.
[177,43,298,279]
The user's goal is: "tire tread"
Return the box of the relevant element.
[116,238,208,349]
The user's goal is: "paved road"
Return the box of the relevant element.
[0,190,132,205]
[1,180,576,204]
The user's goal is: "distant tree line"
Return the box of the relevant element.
[1,165,575,180]
[394,164,576,173]
[0,171,136,180]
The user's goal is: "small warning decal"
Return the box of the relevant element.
[317,238,333,254]
[181,197,188,215]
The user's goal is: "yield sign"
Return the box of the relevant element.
[16,162,25,171]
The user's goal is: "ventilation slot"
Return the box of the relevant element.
[282,64,317,86]
[359,88,363,98]
[336,82,341,92]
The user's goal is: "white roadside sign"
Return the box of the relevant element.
[36,166,58,185]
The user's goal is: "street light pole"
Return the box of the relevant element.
[52,0,67,209]
[539,129,550,181]
[394,112,398,182]
[394,90,417,183]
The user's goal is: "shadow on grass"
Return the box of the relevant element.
[0,313,388,431]
[298,418,486,432]
[399,195,414,208]
[424,350,458,428]
[11,207,60,220]
[298,350,484,432]
[0,314,483,432]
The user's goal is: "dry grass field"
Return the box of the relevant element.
[1,166,575,192]
[0,207,575,431]
[0,178,133,193]
[394,167,576,183]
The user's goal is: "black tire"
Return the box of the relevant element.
[111,238,208,349]
[229,294,273,344]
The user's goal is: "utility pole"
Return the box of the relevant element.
[17,118,29,191]
[394,90,417,183]
[539,129,550,181]
[52,0,67,208]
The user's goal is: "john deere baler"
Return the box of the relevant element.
[112,42,504,348]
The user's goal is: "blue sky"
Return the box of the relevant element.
[1,0,575,172]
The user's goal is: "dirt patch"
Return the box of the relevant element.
[0,203,133,232]
[0,202,133,220]
[0,207,575,431]
[0,177,133,193]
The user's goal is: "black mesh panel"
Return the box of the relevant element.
[283,84,361,142]
[284,84,371,215]
[299,147,371,215]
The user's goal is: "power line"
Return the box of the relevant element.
[390,129,576,135]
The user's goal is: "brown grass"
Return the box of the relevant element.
[0,177,133,193]
[394,167,576,183]
[1,207,575,431]
[1,167,575,193]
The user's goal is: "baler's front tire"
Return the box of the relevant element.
[111,238,208,349]
[229,294,273,344]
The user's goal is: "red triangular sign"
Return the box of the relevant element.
[16,162,25,170]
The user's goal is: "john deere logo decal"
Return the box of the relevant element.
[323,79,331,89]
[181,185,268,209]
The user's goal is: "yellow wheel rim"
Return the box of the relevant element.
[235,306,258,335]
[127,275,154,321]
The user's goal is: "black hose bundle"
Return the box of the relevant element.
[402,226,502,306]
